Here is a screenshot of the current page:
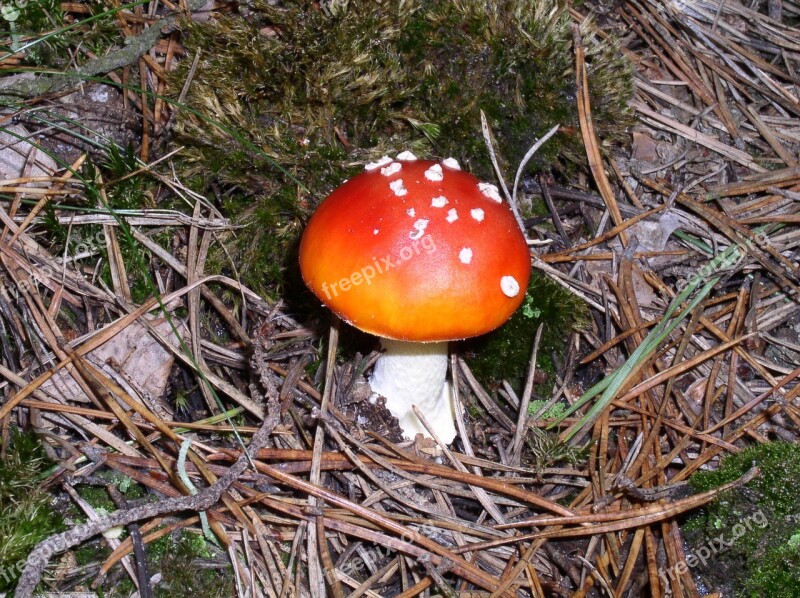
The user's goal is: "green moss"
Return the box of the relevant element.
[2,0,122,68]
[0,428,64,592]
[688,442,800,518]
[522,196,552,221]
[76,485,117,513]
[684,442,800,596]
[168,0,633,297]
[528,399,567,419]
[81,530,234,597]
[40,203,70,251]
[78,471,145,505]
[745,535,800,598]
[462,270,588,390]
[100,145,154,210]
[147,531,234,598]
[73,542,107,567]
[1,0,66,66]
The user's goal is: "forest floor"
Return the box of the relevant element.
[1,0,799,596]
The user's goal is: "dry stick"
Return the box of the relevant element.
[187,201,218,415]
[741,103,799,167]
[323,423,456,522]
[574,26,628,246]
[32,210,230,230]
[0,295,158,422]
[457,359,515,431]
[666,517,700,598]
[641,526,662,598]
[633,101,767,172]
[479,110,523,233]
[667,403,783,485]
[544,250,688,264]
[643,178,800,295]
[532,258,608,313]
[0,367,140,457]
[306,437,571,596]
[539,176,572,246]
[13,403,279,598]
[712,71,742,143]
[308,319,342,598]
[0,186,82,196]
[615,333,756,404]
[92,171,133,304]
[449,354,511,527]
[244,460,511,594]
[627,0,719,110]
[644,276,781,390]
[6,154,86,248]
[687,37,800,119]
[247,441,579,478]
[349,558,399,598]
[509,324,544,465]
[709,283,749,435]
[63,337,253,536]
[7,133,39,225]
[105,485,152,598]
[615,527,646,596]
[5,254,252,539]
[545,205,668,261]
[705,363,800,435]
[0,220,98,306]
[211,446,581,516]
[525,182,647,217]
[472,467,759,550]
[710,166,800,197]
[412,405,509,526]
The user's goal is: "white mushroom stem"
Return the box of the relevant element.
[369,338,456,443]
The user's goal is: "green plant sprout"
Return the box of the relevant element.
[522,294,543,320]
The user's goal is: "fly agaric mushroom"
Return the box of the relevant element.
[299,154,530,443]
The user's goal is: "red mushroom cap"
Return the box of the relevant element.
[299,155,531,341]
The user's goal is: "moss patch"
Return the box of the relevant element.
[168,0,633,297]
[148,531,235,598]
[684,442,800,596]
[528,399,568,419]
[0,428,64,593]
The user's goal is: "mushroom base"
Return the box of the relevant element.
[368,339,456,443]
